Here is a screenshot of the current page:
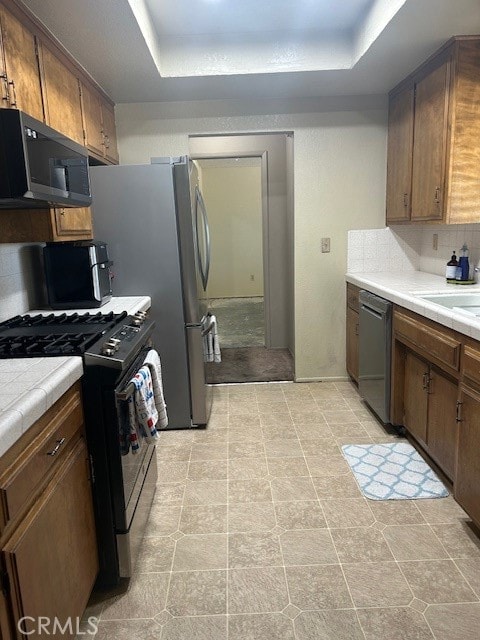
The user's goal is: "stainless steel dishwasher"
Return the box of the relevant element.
[358,290,392,424]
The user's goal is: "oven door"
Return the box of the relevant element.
[115,398,155,530]
[109,345,159,531]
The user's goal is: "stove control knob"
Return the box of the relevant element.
[131,311,147,326]
[102,340,119,355]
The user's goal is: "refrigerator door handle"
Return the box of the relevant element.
[195,186,211,290]
[198,188,211,289]
[194,187,208,291]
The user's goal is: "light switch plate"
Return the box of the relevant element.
[321,237,331,253]
[433,233,438,250]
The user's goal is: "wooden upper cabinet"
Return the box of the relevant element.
[101,101,119,164]
[0,4,43,120]
[38,41,84,145]
[53,207,92,239]
[411,58,451,221]
[386,37,480,225]
[386,86,414,223]
[80,81,104,158]
[81,82,119,164]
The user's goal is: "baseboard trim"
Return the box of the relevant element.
[294,376,350,383]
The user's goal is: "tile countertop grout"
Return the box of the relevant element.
[346,270,480,341]
[0,296,151,458]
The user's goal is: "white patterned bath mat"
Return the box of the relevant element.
[342,442,449,500]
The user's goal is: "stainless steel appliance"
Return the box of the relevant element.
[0,109,91,208]
[43,241,113,309]
[0,310,158,587]
[358,290,392,424]
[90,157,213,429]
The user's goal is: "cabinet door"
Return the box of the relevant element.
[403,351,428,445]
[411,59,451,221]
[386,86,414,223]
[80,82,104,158]
[40,43,84,145]
[101,101,119,164]
[3,439,98,639]
[0,6,43,120]
[455,385,480,526]
[346,306,359,382]
[53,207,93,239]
[427,368,457,480]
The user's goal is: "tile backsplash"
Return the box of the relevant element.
[0,244,44,322]
[348,224,480,278]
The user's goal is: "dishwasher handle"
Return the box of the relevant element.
[360,304,384,320]
[359,290,392,315]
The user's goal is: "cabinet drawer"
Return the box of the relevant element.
[394,312,461,371]
[347,283,360,312]
[462,345,480,386]
[0,384,84,532]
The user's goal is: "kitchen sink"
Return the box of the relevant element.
[418,292,480,316]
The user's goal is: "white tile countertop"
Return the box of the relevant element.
[346,271,480,341]
[0,296,151,457]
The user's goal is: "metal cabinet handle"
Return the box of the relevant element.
[422,372,429,390]
[434,186,440,204]
[403,192,408,208]
[47,437,66,456]
[455,402,463,423]
[355,323,359,336]
[8,80,17,107]
[0,73,9,102]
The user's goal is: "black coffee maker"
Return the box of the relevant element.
[43,241,113,309]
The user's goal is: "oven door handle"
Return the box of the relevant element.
[115,345,155,402]
[116,381,136,402]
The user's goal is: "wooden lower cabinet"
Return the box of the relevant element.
[426,368,458,480]
[346,305,359,382]
[4,439,97,639]
[0,384,98,639]
[402,351,458,481]
[403,351,429,446]
[455,385,480,526]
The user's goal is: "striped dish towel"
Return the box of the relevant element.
[144,349,168,429]
[128,365,161,453]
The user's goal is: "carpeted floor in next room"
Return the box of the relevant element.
[207,297,294,383]
[79,380,480,640]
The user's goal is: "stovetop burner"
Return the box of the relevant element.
[0,312,128,358]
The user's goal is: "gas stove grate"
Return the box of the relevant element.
[0,311,128,358]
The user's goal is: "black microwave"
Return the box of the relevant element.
[0,109,92,209]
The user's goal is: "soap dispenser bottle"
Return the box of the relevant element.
[458,243,470,281]
[446,251,458,280]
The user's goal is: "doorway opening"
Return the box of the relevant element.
[190,133,294,384]
[195,156,264,350]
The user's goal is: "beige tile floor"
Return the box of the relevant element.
[84,381,480,640]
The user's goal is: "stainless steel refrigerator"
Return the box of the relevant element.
[89,157,212,428]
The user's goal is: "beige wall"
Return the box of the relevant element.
[115,103,387,380]
[199,163,263,299]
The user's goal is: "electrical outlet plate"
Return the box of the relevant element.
[321,237,330,253]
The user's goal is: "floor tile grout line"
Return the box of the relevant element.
[452,559,480,599]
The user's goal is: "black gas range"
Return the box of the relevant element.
[0,309,159,587]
